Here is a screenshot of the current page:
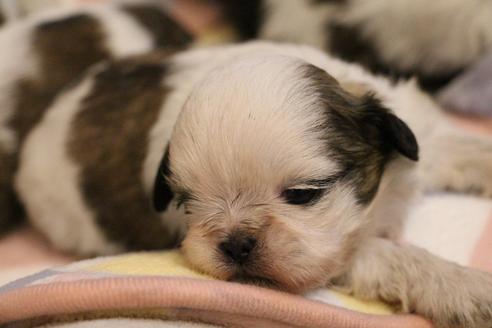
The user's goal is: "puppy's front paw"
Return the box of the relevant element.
[345,239,492,328]
[421,271,492,328]
[419,131,492,198]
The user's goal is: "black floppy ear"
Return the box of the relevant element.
[361,94,419,161]
[152,147,174,212]
[380,111,419,161]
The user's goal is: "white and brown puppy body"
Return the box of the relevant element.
[0,2,192,241]
[11,41,492,326]
[220,0,492,91]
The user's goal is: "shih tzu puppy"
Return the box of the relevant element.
[2,37,491,326]
[0,1,192,234]
[217,0,492,92]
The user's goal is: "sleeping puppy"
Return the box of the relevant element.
[217,0,492,92]
[9,40,492,327]
[0,1,192,235]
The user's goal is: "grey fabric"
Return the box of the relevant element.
[40,319,219,328]
[438,52,492,117]
[0,269,56,294]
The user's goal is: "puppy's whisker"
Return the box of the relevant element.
[244,203,270,208]
[231,191,242,205]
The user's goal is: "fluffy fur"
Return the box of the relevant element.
[168,43,492,328]
[219,0,492,91]
[166,43,492,327]
[12,40,492,326]
[0,2,192,241]
[1,9,492,325]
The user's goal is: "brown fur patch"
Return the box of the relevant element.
[69,53,179,250]
[328,23,393,80]
[327,22,462,92]
[10,14,110,143]
[303,64,418,203]
[123,4,193,48]
[214,0,264,40]
[311,0,346,4]
[0,149,23,233]
[1,14,110,232]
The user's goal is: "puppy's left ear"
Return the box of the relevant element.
[361,94,419,161]
[308,66,418,163]
[152,148,175,212]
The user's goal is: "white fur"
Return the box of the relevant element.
[0,1,186,252]
[261,0,337,48]
[0,2,160,152]
[142,54,229,237]
[342,237,492,328]
[166,43,420,277]
[166,42,445,140]
[144,42,479,243]
[261,0,492,75]
[8,39,492,325]
[11,39,490,261]
[16,77,122,255]
[0,0,20,22]
[142,44,300,191]
[90,5,154,57]
[142,43,492,325]
[26,3,159,57]
[342,0,492,74]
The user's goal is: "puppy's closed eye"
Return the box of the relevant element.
[176,192,191,209]
[281,188,323,205]
[282,172,346,206]
[175,191,195,215]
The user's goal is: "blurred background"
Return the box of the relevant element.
[1,0,101,17]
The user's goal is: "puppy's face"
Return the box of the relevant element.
[154,55,418,292]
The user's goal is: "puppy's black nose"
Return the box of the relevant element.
[219,234,257,264]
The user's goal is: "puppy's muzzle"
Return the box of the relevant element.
[219,231,257,265]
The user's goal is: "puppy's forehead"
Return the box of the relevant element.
[170,55,339,191]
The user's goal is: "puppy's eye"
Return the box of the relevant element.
[176,192,191,209]
[281,188,323,205]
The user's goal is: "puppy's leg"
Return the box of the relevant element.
[418,123,492,197]
[335,238,492,328]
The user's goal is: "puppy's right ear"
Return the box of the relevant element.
[152,147,174,212]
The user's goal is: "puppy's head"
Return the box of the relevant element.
[154,55,418,292]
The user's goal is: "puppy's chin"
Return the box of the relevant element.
[227,264,331,293]
[229,273,281,290]
[181,223,350,293]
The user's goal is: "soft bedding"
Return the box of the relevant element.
[0,250,427,328]
[439,53,492,117]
